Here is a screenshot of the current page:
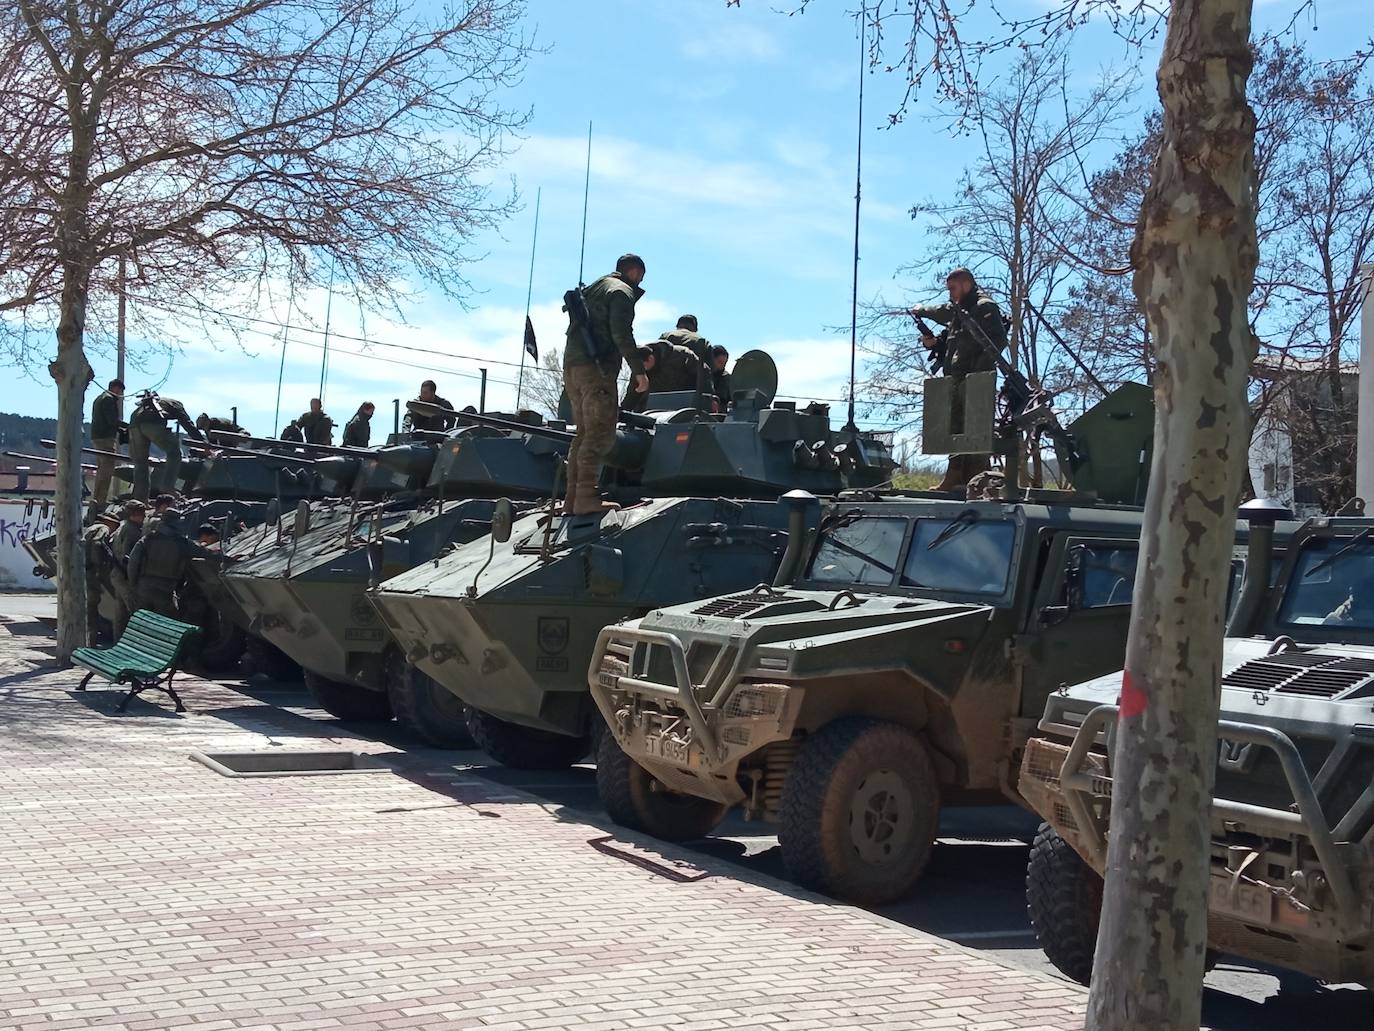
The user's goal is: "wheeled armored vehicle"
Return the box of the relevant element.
[1020,510,1374,989]
[369,354,898,768]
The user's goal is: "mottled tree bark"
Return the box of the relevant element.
[1087,1,1258,1028]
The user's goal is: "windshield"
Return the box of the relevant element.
[1277,534,1374,630]
[807,516,907,585]
[903,517,1017,595]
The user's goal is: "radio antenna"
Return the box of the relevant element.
[846,7,866,432]
[516,186,542,411]
[578,121,592,285]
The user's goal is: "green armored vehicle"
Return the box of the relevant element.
[1020,509,1374,989]
[369,355,898,768]
[219,414,567,742]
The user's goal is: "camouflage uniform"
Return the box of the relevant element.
[294,409,335,445]
[564,272,646,511]
[109,510,144,635]
[403,396,455,433]
[912,291,1008,492]
[342,406,372,447]
[126,517,197,619]
[89,390,124,505]
[81,520,116,645]
[129,395,202,501]
[621,340,708,413]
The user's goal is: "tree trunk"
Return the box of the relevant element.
[1086,1,1258,1029]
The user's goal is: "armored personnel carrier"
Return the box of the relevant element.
[219,413,567,742]
[1019,508,1374,989]
[369,352,900,768]
[585,387,1299,904]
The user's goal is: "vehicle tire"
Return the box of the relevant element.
[595,730,727,841]
[302,668,394,722]
[1025,823,1102,986]
[780,717,941,905]
[242,635,303,682]
[194,610,246,674]
[385,649,474,748]
[465,707,588,770]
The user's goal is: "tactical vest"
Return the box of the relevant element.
[140,532,188,581]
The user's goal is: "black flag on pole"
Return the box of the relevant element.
[523,316,538,360]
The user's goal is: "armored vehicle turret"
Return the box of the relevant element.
[218,415,568,742]
[1020,508,1374,990]
[368,355,900,769]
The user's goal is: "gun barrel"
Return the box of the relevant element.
[4,450,99,472]
[208,430,369,457]
[408,401,576,443]
[40,439,163,465]
[184,439,320,466]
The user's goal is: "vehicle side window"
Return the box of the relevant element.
[1065,544,1138,608]
[903,518,1016,595]
[807,516,908,586]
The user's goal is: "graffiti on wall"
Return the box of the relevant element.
[0,501,58,590]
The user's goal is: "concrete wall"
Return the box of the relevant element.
[0,499,57,591]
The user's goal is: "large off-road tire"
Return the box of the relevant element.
[243,636,303,682]
[194,611,246,674]
[302,668,394,722]
[385,650,474,748]
[595,730,727,841]
[465,707,588,770]
[1026,823,1102,986]
[780,717,941,905]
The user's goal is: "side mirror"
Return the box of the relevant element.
[293,499,311,538]
[1064,546,1087,610]
[491,498,515,543]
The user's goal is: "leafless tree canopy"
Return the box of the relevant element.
[0,0,532,351]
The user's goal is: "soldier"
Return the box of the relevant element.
[709,345,732,411]
[126,508,206,619]
[88,379,126,507]
[109,500,147,635]
[195,412,245,437]
[196,523,221,548]
[290,398,334,445]
[128,392,204,502]
[910,267,1009,493]
[143,493,178,537]
[82,512,120,644]
[403,381,456,433]
[564,253,649,516]
[343,402,375,447]
[661,314,710,364]
[621,347,657,414]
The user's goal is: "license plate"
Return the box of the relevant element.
[644,735,689,763]
[598,672,619,689]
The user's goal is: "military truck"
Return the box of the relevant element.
[1019,509,1374,989]
[219,415,566,742]
[369,353,898,768]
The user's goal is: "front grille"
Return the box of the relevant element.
[1222,652,1374,700]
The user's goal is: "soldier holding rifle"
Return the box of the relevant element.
[910,267,1008,492]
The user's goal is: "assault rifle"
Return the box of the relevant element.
[944,305,1079,466]
[563,286,615,364]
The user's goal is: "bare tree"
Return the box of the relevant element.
[861,43,1132,433]
[523,347,567,419]
[0,0,532,661]
[741,0,1344,1024]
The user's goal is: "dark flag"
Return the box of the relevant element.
[523,315,538,360]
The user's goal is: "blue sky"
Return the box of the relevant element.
[12,0,1371,438]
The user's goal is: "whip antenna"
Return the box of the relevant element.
[578,121,592,285]
[517,187,542,410]
[846,7,866,432]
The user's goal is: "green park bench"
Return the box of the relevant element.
[73,610,201,713]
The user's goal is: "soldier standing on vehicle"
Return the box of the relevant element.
[403,381,456,433]
[128,392,204,501]
[564,253,649,515]
[662,314,709,363]
[910,267,1008,493]
[126,508,208,619]
[89,379,126,508]
[343,402,375,447]
[709,345,731,411]
[289,398,334,445]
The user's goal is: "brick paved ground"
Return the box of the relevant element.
[0,615,1085,1031]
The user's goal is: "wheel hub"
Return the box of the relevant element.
[848,768,914,865]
